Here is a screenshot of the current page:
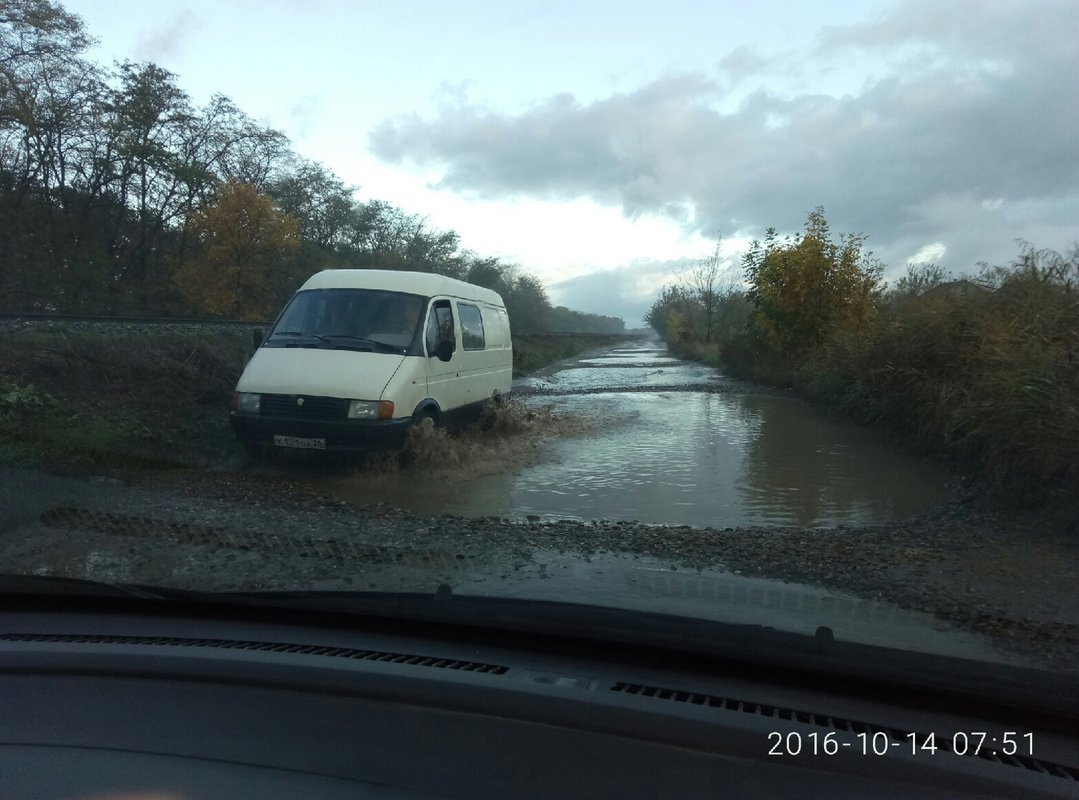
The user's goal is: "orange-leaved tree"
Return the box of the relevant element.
[175,180,300,319]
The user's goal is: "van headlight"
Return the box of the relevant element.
[236,392,261,413]
[348,400,395,420]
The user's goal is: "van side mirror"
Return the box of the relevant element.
[252,327,264,350]
[436,339,453,362]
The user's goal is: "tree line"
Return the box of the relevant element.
[0,0,624,334]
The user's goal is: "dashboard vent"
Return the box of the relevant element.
[610,682,1078,783]
[1,633,509,674]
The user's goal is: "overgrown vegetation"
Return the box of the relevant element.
[647,209,1078,507]
[812,248,1079,503]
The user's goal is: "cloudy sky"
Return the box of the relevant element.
[64,0,1079,325]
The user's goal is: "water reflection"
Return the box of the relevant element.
[500,391,948,526]
[735,394,947,526]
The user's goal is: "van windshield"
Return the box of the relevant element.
[270,289,426,351]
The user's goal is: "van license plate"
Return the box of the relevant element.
[274,435,326,450]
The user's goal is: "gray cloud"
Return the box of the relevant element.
[135,8,201,64]
[288,95,322,140]
[369,0,1079,279]
[717,46,780,84]
[548,258,702,328]
[371,72,723,214]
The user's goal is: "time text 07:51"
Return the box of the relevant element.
[767,731,1033,757]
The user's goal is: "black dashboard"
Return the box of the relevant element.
[0,602,1076,799]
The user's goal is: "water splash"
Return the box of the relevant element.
[355,395,621,481]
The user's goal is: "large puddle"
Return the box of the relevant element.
[316,339,952,528]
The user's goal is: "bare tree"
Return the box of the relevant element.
[686,244,723,341]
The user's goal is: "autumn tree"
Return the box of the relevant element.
[742,207,882,354]
[174,180,298,319]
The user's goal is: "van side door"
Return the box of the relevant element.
[423,298,464,413]
[453,300,510,403]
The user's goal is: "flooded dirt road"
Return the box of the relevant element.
[317,338,953,527]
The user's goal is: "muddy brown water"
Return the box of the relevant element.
[315,339,952,527]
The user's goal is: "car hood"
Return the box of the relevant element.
[236,348,406,400]
[1,569,1072,718]
[423,550,1028,667]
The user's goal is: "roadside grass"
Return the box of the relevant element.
[512,333,628,376]
[0,327,251,470]
[667,339,723,369]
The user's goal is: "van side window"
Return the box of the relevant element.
[425,300,455,355]
[458,303,486,350]
[480,306,504,348]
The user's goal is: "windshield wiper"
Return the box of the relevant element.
[269,331,401,353]
[0,573,174,600]
[270,330,333,346]
[319,334,404,353]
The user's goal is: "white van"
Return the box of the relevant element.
[229,269,513,453]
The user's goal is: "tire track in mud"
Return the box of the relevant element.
[38,507,480,572]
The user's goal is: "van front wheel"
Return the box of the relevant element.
[411,409,437,430]
[401,410,438,465]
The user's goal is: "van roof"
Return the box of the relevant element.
[300,269,505,306]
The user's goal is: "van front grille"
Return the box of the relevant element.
[260,394,349,420]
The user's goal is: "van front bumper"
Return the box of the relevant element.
[230,411,414,451]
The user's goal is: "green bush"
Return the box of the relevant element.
[0,381,56,414]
